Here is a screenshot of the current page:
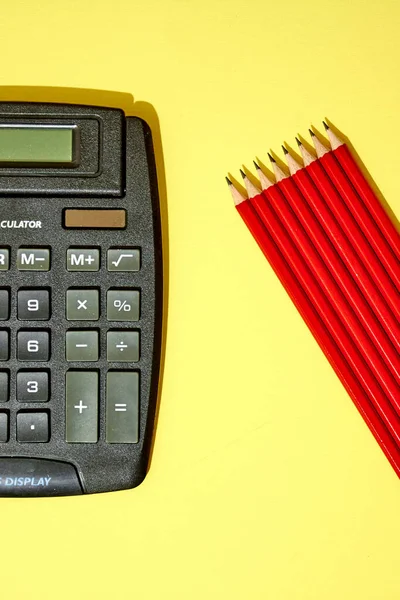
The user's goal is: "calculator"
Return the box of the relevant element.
[0,102,163,496]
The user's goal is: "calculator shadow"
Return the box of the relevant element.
[0,86,170,474]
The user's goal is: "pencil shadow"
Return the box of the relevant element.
[324,118,399,231]
[268,149,290,178]
[0,86,169,473]
[309,126,331,151]
[297,133,318,160]
[254,158,275,184]
[241,165,262,192]
[282,142,303,164]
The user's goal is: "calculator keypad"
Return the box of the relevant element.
[0,250,9,271]
[66,330,99,362]
[17,412,49,443]
[0,413,8,442]
[65,371,99,443]
[67,249,100,272]
[17,248,50,271]
[18,290,50,321]
[0,372,9,402]
[0,290,9,320]
[0,246,142,446]
[17,331,50,362]
[66,289,99,321]
[17,371,49,402]
[0,331,9,361]
[107,290,140,321]
[107,331,140,362]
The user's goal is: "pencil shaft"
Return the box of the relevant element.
[304,158,400,325]
[250,192,400,442]
[292,166,400,355]
[264,181,400,408]
[320,151,400,290]
[237,199,400,476]
[333,144,400,260]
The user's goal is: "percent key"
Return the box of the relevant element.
[107,290,140,321]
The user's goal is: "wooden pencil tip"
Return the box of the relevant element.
[267,152,275,163]
[239,168,246,179]
[253,160,260,170]
[308,128,315,137]
[225,176,232,186]
[281,145,288,155]
[322,121,329,130]
[295,137,302,146]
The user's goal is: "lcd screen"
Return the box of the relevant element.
[0,125,79,166]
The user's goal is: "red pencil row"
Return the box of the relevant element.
[228,123,400,476]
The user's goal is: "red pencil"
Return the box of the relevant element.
[324,122,400,262]
[311,131,400,290]
[296,138,400,328]
[284,146,400,357]
[257,160,400,409]
[229,176,400,460]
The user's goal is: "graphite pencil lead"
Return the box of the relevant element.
[285,152,303,176]
[281,145,288,155]
[228,180,248,206]
[253,160,261,170]
[239,168,246,179]
[298,143,316,167]
[254,162,274,190]
[310,132,330,158]
[323,121,329,130]
[226,176,233,186]
[269,156,287,182]
[308,128,315,137]
[295,137,302,147]
[240,171,261,198]
[324,126,343,150]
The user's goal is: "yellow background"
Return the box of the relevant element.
[1,1,399,598]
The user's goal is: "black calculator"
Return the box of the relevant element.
[0,102,163,496]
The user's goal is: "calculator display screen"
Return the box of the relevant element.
[0,125,78,166]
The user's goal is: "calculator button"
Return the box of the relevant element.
[106,371,139,443]
[18,290,50,321]
[17,248,50,271]
[66,289,99,321]
[67,249,100,272]
[17,331,50,362]
[66,371,99,443]
[107,331,140,362]
[0,290,10,320]
[0,249,9,271]
[17,412,49,443]
[0,413,8,442]
[0,331,9,361]
[107,249,140,272]
[107,290,140,322]
[17,371,49,402]
[66,331,99,361]
[0,372,9,402]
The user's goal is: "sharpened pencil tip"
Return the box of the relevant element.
[308,129,315,137]
[225,176,232,186]
[239,168,246,179]
[323,121,329,130]
[295,137,302,146]
[267,152,275,163]
[281,145,288,155]
[253,160,260,170]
